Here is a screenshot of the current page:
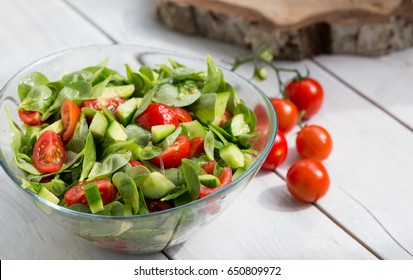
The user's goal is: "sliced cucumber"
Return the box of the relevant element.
[117,97,141,126]
[198,174,220,188]
[219,143,245,168]
[101,84,135,99]
[151,124,176,144]
[232,167,246,180]
[142,172,176,199]
[106,121,127,142]
[224,114,250,137]
[38,120,63,137]
[180,120,206,139]
[38,186,59,204]
[84,182,104,214]
[90,110,108,140]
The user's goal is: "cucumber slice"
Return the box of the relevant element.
[38,186,59,204]
[151,124,176,144]
[223,114,251,137]
[106,121,127,142]
[180,120,206,139]
[38,120,63,137]
[84,181,104,214]
[101,84,135,99]
[219,144,245,168]
[142,172,176,199]
[232,167,246,180]
[90,110,108,140]
[198,174,220,188]
[117,97,141,126]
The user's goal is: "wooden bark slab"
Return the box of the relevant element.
[153,0,413,60]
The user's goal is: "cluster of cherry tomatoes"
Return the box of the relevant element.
[262,77,332,203]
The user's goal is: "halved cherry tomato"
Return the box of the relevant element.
[201,160,217,175]
[285,77,324,119]
[286,159,330,203]
[136,103,179,129]
[270,98,299,133]
[150,134,190,168]
[296,125,332,161]
[81,97,124,114]
[219,110,233,127]
[146,199,173,212]
[61,100,81,142]
[199,166,232,198]
[64,179,116,206]
[18,110,44,126]
[170,107,192,123]
[129,160,145,167]
[189,137,205,158]
[261,130,288,170]
[32,131,66,173]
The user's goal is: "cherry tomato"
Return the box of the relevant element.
[219,110,233,127]
[285,77,324,119]
[81,97,124,114]
[32,131,66,173]
[150,134,190,168]
[64,179,116,206]
[199,166,232,199]
[189,137,205,158]
[286,159,330,203]
[146,199,173,212]
[296,125,332,161]
[18,110,44,126]
[270,98,298,133]
[201,160,217,175]
[129,160,145,167]
[61,100,81,142]
[261,130,288,170]
[170,107,192,123]
[136,103,179,130]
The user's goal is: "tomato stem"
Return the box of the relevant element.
[297,110,306,129]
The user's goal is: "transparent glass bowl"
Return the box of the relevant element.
[0,44,276,254]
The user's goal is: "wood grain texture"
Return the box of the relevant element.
[153,0,413,59]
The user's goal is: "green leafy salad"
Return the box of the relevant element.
[8,55,260,215]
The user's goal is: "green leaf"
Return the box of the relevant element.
[125,64,153,97]
[80,132,96,182]
[152,83,201,107]
[42,86,80,120]
[139,142,162,160]
[204,130,215,161]
[88,152,131,180]
[7,107,25,155]
[18,72,50,101]
[126,165,151,186]
[17,85,55,114]
[112,172,140,215]
[202,55,226,94]
[161,126,181,149]
[181,159,200,200]
[124,124,152,147]
[132,86,157,120]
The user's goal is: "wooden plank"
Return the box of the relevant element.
[0,0,166,260]
[314,49,413,130]
[67,0,384,259]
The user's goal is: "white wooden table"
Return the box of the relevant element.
[1,0,413,260]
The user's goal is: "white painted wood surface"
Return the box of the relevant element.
[0,0,412,260]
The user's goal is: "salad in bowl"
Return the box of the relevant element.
[0,45,276,253]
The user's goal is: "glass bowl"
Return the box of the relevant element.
[0,44,276,254]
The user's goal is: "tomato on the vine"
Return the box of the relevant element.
[270,98,299,133]
[32,131,66,173]
[286,159,330,203]
[64,179,116,206]
[61,100,80,142]
[296,125,332,161]
[18,110,44,126]
[285,77,324,119]
[150,134,190,168]
[261,130,288,170]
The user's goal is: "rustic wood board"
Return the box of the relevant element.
[153,0,413,59]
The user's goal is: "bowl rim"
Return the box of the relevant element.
[0,43,277,220]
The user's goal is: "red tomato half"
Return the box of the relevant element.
[150,134,190,168]
[81,97,124,114]
[32,131,66,173]
[136,103,179,129]
[189,137,205,158]
[199,166,232,199]
[18,110,44,126]
[64,179,116,207]
[170,107,192,123]
[285,77,324,119]
[61,100,81,142]
[261,130,288,170]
